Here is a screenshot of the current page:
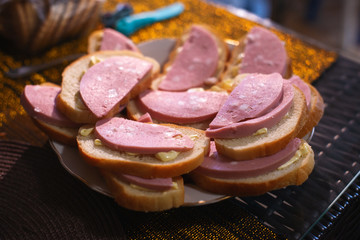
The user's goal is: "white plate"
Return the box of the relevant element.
[50,38,230,206]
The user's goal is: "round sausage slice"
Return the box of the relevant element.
[206,81,293,138]
[194,138,301,179]
[80,56,152,118]
[240,26,288,76]
[21,85,77,127]
[137,90,228,124]
[95,117,194,154]
[117,173,174,191]
[158,25,219,91]
[288,75,311,109]
[100,28,139,52]
[209,73,284,129]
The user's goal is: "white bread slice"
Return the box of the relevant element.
[33,119,78,146]
[77,123,210,178]
[214,85,308,160]
[56,51,160,124]
[151,24,229,90]
[87,29,103,53]
[297,84,324,139]
[190,140,314,196]
[101,171,184,212]
[126,99,212,130]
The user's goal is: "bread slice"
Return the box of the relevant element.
[56,50,160,124]
[33,119,78,146]
[297,84,324,139]
[87,29,103,53]
[126,99,212,130]
[101,171,184,212]
[214,85,308,160]
[77,123,210,178]
[190,140,314,196]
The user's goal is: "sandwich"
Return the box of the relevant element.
[152,24,229,91]
[206,73,308,160]
[56,50,160,124]
[76,117,210,211]
[217,26,292,93]
[21,83,79,146]
[87,28,140,53]
[77,117,209,178]
[189,72,315,196]
[189,138,314,196]
[287,75,325,138]
[126,89,228,130]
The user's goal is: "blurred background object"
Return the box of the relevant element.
[209,0,360,62]
[0,0,103,55]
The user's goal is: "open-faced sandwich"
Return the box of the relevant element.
[152,24,229,91]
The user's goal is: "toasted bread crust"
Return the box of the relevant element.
[56,51,160,124]
[214,86,308,160]
[102,171,184,212]
[87,29,103,53]
[297,84,324,138]
[190,141,314,196]
[33,119,78,146]
[77,124,210,178]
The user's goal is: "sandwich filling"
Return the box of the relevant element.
[21,85,79,128]
[194,138,307,179]
[206,73,294,138]
[159,25,219,91]
[136,90,228,124]
[239,26,288,76]
[94,117,194,154]
[100,28,139,52]
[79,56,153,118]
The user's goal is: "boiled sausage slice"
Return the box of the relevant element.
[159,25,219,91]
[95,117,194,154]
[137,90,228,124]
[194,138,301,179]
[80,56,152,118]
[209,73,284,129]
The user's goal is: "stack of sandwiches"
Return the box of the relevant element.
[21,25,324,212]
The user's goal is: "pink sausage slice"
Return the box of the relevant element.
[117,173,173,191]
[100,28,139,52]
[209,73,284,129]
[21,85,78,127]
[206,82,293,138]
[288,75,311,109]
[95,117,194,154]
[80,56,152,118]
[240,26,288,76]
[137,90,228,124]
[158,25,219,91]
[137,112,153,123]
[194,138,301,179]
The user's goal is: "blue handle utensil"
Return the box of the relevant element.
[115,2,185,36]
